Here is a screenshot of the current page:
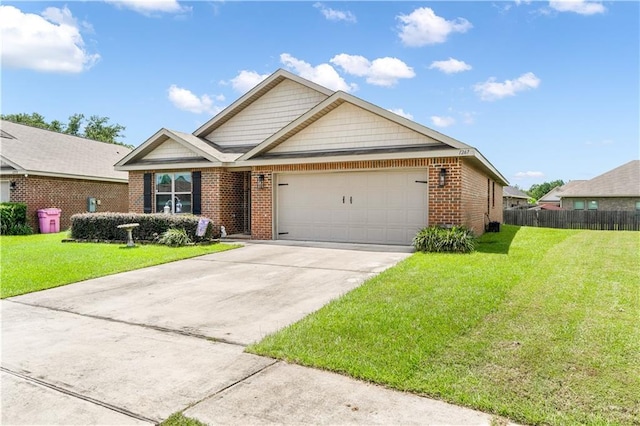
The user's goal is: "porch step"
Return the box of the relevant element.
[225,233,252,240]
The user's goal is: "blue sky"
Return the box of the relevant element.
[1,1,638,189]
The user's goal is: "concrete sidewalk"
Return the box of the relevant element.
[2,242,504,425]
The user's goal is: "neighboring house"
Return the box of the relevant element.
[537,180,586,207]
[115,69,507,245]
[0,120,131,231]
[503,186,530,209]
[559,160,640,211]
[529,203,563,211]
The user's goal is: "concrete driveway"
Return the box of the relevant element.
[2,242,499,425]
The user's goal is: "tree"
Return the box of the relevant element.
[527,179,565,201]
[84,115,126,144]
[1,112,50,130]
[1,112,131,148]
[66,113,84,136]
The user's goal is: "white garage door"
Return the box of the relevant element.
[276,170,428,245]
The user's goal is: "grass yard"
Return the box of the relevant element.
[160,412,206,426]
[0,232,239,298]
[249,226,640,425]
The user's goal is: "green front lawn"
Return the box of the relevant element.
[160,412,207,426]
[249,226,640,425]
[0,232,239,298]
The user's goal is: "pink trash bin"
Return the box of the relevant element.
[37,208,61,233]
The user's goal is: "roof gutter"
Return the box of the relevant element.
[0,169,128,183]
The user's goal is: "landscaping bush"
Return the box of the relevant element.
[156,228,192,247]
[413,225,476,253]
[0,203,33,235]
[70,212,216,242]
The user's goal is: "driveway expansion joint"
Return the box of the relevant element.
[0,366,156,424]
[191,257,380,274]
[180,359,280,413]
[5,299,247,348]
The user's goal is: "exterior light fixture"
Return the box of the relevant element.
[257,174,265,190]
[438,168,447,187]
[10,181,17,190]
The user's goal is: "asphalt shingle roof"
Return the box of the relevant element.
[0,120,131,182]
[538,180,586,202]
[503,186,529,198]
[560,160,640,197]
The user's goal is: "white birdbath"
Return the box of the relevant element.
[117,223,140,247]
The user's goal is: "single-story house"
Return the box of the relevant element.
[503,186,530,209]
[537,180,586,207]
[115,69,507,245]
[559,160,640,211]
[529,203,563,211]
[0,120,131,231]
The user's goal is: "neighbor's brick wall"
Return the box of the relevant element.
[562,197,640,211]
[461,159,503,235]
[10,175,128,231]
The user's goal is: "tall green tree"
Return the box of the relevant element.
[1,112,50,130]
[527,180,565,201]
[65,113,84,136]
[1,112,131,148]
[83,115,126,144]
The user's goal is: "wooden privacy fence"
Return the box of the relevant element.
[503,210,640,231]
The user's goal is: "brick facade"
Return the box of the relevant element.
[252,157,500,239]
[129,168,249,235]
[130,157,502,241]
[251,171,273,240]
[8,175,128,231]
[218,170,246,234]
[461,160,503,234]
[562,197,640,211]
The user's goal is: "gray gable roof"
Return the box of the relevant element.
[560,160,640,197]
[0,120,131,182]
[503,186,529,199]
[538,180,586,202]
[116,69,509,185]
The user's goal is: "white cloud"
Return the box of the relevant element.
[461,111,477,125]
[431,116,455,127]
[0,5,99,73]
[548,0,605,15]
[330,54,415,87]
[280,53,356,92]
[105,0,189,14]
[330,54,370,77]
[429,58,472,74]
[313,2,356,23]
[228,70,269,93]
[397,7,472,46]
[514,171,545,179]
[388,108,414,120]
[474,72,541,101]
[167,85,222,115]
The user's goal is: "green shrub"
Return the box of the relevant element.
[70,212,216,242]
[0,203,32,235]
[5,223,34,236]
[413,225,476,253]
[156,228,192,247]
